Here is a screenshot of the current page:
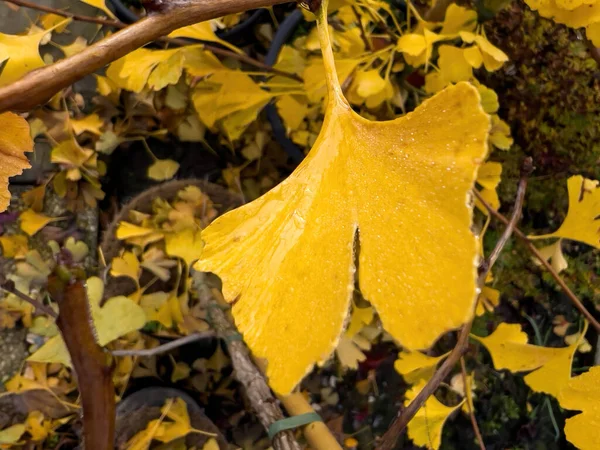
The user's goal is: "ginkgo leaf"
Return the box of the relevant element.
[116,222,159,240]
[80,0,116,18]
[394,350,449,384]
[535,239,568,273]
[169,22,241,54]
[529,176,600,248]
[165,228,204,267]
[0,424,25,444]
[70,113,104,135]
[471,323,563,372]
[405,381,464,450]
[525,0,600,28]
[148,159,180,181]
[524,327,585,398]
[111,251,141,282]
[0,112,34,212]
[19,209,56,236]
[558,366,600,450]
[440,5,478,34]
[194,2,490,395]
[0,20,70,86]
[0,234,29,258]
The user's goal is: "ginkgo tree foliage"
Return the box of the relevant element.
[0,0,598,449]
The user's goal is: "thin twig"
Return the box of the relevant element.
[460,357,485,450]
[191,271,302,450]
[2,0,122,27]
[1,0,302,82]
[112,331,215,357]
[1,282,58,318]
[376,159,531,450]
[472,191,600,333]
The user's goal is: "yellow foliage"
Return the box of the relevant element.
[530,176,600,248]
[194,4,490,394]
[558,366,600,450]
[19,209,55,236]
[394,350,449,384]
[147,159,180,181]
[165,228,204,267]
[405,381,464,449]
[0,112,33,212]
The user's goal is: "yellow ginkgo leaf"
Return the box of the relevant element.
[535,239,568,273]
[529,176,600,248]
[194,1,490,395]
[524,324,586,397]
[471,323,563,372]
[0,234,29,258]
[70,113,104,135]
[405,381,464,450]
[525,0,600,28]
[558,366,600,450]
[192,71,272,130]
[586,21,600,45]
[276,95,309,132]
[111,251,141,282]
[19,209,56,236]
[459,32,508,71]
[0,424,25,444]
[440,4,478,34]
[397,29,449,67]
[148,159,180,181]
[80,0,116,18]
[169,22,241,54]
[165,228,204,267]
[0,112,34,212]
[394,350,449,384]
[0,20,70,86]
[116,222,159,240]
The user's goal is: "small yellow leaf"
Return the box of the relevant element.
[335,335,367,369]
[71,113,104,135]
[0,424,26,444]
[535,239,568,273]
[0,234,29,258]
[194,5,490,394]
[165,228,204,267]
[169,22,241,54]
[529,176,600,248]
[472,323,563,372]
[276,95,309,131]
[441,5,478,34]
[405,381,464,449]
[116,222,158,240]
[110,251,141,282]
[19,209,55,236]
[147,159,180,181]
[202,438,220,450]
[80,0,116,18]
[558,366,600,450]
[0,112,33,212]
[394,350,448,384]
[28,334,72,367]
[476,161,502,190]
[459,32,508,71]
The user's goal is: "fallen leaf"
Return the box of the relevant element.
[394,350,449,384]
[535,239,568,273]
[0,424,25,444]
[165,228,204,267]
[147,159,180,181]
[194,6,490,394]
[19,209,56,236]
[110,251,141,283]
[0,112,34,212]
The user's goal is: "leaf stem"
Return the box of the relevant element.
[460,357,486,450]
[111,331,215,357]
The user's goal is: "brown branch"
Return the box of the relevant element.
[111,331,215,357]
[2,0,122,27]
[49,276,115,450]
[472,191,600,333]
[460,357,485,450]
[191,271,302,450]
[2,0,303,83]
[1,281,58,318]
[376,159,530,450]
[0,0,290,112]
